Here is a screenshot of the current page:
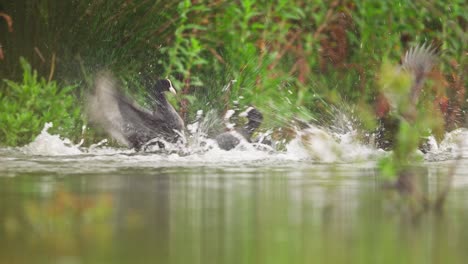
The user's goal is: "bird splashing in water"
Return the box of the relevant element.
[87,72,184,151]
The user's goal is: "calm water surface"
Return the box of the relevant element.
[1,148,468,264]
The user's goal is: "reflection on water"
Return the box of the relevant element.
[1,153,468,264]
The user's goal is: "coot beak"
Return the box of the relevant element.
[166,79,177,94]
[169,86,177,95]
[239,106,254,117]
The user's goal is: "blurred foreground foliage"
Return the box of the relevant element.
[0,0,466,146]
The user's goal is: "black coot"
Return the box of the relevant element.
[87,73,184,150]
[215,107,263,150]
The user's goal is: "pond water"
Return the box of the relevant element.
[1,128,468,264]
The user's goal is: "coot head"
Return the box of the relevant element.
[153,79,177,95]
[240,107,263,135]
[245,107,263,123]
[215,106,264,151]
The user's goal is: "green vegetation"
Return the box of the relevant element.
[0,0,465,147]
[0,58,82,146]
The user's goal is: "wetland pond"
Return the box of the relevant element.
[1,128,468,264]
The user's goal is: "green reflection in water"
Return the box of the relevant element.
[1,166,467,264]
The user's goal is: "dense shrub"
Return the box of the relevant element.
[0,58,81,146]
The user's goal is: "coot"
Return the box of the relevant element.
[87,73,184,150]
[215,107,263,150]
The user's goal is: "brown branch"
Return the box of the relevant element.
[267,30,302,71]
[0,12,13,32]
[34,47,46,63]
[313,0,341,40]
[48,53,56,82]
[0,12,13,60]
[208,47,225,64]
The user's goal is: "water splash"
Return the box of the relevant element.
[21,123,82,156]
[288,122,381,163]
[425,128,468,161]
[20,120,370,164]
[16,117,466,164]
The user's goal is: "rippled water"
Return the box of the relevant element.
[1,127,468,264]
